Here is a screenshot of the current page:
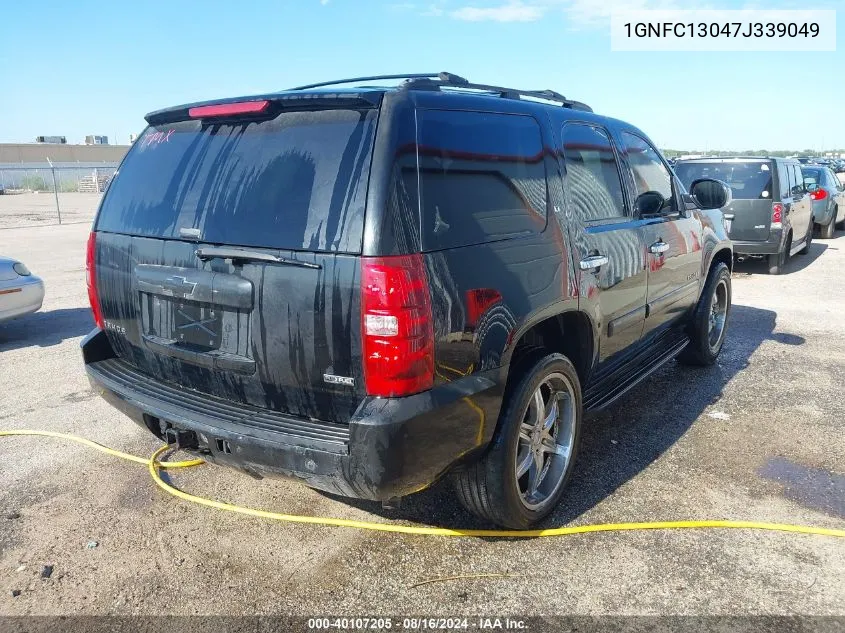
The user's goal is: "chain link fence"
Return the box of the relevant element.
[0,163,118,228]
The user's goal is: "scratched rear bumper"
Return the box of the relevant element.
[82,329,503,500]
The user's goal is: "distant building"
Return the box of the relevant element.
[0,143,129,164]
[35,136,67,144]
[85,135,109,145]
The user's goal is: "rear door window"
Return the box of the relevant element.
[777,162,791,199]
[561,123,627,221]
[791,164,806,196]
[413,109,547,251]
[96,107,378,253]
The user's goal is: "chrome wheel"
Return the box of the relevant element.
[514,373,576,511]
[708,279,729,352]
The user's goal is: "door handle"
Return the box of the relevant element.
[649,241,670,255]
[579,255,609,271]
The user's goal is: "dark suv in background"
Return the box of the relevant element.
[675,157,814,274]
[82,72,732,528]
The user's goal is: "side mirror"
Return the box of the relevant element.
[689,178,732,209]
[633,190,666,216]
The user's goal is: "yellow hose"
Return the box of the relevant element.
[5,429,845,539]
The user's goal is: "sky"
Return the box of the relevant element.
[0,0,842,151]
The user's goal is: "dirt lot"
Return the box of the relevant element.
[1,220,844,620]
[0,192,100,229]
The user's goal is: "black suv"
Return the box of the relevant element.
[82,73,733,528]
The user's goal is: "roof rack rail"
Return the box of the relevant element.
[404,73,593,112]
[290,73,444,91]
[288,72,592,112]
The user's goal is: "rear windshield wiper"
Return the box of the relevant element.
[195,246,321,269]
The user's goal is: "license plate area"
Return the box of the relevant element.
[135,264,255,373]
[173,302,222,350]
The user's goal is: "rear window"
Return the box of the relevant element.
[96,107,377,253]
[410,109,547,251]
[675,161,774,200]
[801,167,823,186]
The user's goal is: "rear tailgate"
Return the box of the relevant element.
[93,99,378,424]
[675,159,776,241]
[722,199,774,241]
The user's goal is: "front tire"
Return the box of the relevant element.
[453,354,582,529]
[679,262,731,367]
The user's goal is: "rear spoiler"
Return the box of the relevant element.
[145,91,384,126]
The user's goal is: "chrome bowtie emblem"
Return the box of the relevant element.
[162,275,197,298]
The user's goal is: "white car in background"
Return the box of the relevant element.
[0,256,45,322]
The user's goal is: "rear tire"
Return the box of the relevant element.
[820,212,836,239]
[453,353,582,529]
[767,236,790,275]
[679,262,731,366]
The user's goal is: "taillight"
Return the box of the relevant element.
[361,255,434,398]
[771,203,783,229]
[810,188,828,201]
[188,100,269,118]
[86,232,105,329]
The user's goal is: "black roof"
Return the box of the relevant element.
[289,72,593,112]
[146,71,593,124]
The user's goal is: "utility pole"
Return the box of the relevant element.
[46,157,62,225]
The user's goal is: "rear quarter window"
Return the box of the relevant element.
[411,109,547,251]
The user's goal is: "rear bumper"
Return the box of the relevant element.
[731,238,781,256]
[82,329,502,501]
[0,277,44,322]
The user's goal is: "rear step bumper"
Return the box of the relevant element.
[731,236,781,256]
[82,329,503,501]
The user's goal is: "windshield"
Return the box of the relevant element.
[675,161,774,200]
[96,107,377,253]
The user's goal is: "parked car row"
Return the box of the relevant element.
[796,156,845,173]
[674,157,845,274]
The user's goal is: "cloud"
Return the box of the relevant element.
[320,0,330,5]
[421,2,446,16]
[449,1,544,22]
[561,0,686,26]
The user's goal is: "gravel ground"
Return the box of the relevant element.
[0,193,100,229]
[0,220,844,619]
